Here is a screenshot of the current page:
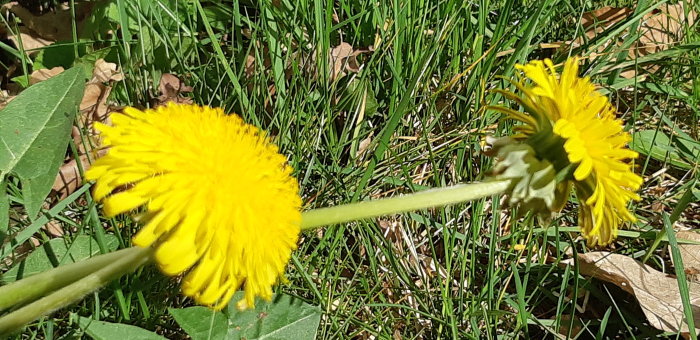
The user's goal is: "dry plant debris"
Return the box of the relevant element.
[673,231,700,282]
[156,73,194,105]
[579,3,696,77]
[563,252,700,335]
[1,1,94,42]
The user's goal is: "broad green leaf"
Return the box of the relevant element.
[170,292,321,340]
[169,306,228,340]
[0,66,85,221]
[631,130,694,170]
[2,234,119,282]
[77,316,166,340]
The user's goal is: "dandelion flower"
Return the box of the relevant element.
[86,103,302,309]
[490,57,643,245]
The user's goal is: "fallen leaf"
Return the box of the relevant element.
[581,7,634,40]
[330,43,354,81]
[245,53,257,79]
[574,3,696,77]
[637,4,696,55]
[0,90,16,111]
[93,59,123,83]
[42,220,64,237]
[356,133,374,159]
[80,59,120,128]
[581,4,694,50]
[29,66,64,85]
[557,314,584,338]
[673,231,700,282]
[2,2,94,41]
[52,152,105,200]
[564,252,700,334]
[6,26,52,56]
[156,73,193,105]
[329,42,366,81]
[80,83,112,127]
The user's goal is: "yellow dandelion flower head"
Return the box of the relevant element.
[496,57,643,246]
[86,103,302,310]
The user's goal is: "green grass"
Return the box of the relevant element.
[1,0,699,338]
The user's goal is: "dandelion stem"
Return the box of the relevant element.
[301,180,510,230]
[0,246,154,335]
[0,247,135,311]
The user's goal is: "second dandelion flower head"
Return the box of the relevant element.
[487,57,643,246]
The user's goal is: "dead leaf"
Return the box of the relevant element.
[581,7,634,40]
[0,90,16,111]
[564,252,700,334]
[573,3,696,77]
[80,59,121,128]
[245,53,257,79]
[52,151,105,200]
[2,2,94,41]
[42,220,64,237]
[329,42,366,81]
[673,231,700,282]
[28,66,64,85]
[558,314,584,338]
[156,73,193,105]
[637,4,695,55]
[356,133,374,159]
[6,26,52,56]
[93,59,124,83]
[80,83,112,127]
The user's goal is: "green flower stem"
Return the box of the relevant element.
[0,247,136,311]
[0,246,154,335]
[300,180,511,230]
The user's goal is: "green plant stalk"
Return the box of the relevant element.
[301,180,511,230]
[0,247,139,311]
[0,246,155,336]
[0,180,509,333]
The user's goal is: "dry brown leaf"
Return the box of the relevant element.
[329,42,366,82]
[574,3,695,77]
[0,90,16,111]
[564,251,700,334]
[93,59,124,83]
[6,26,52,56]
[581,7,634,40]
[245,53,257,79]
[330,43,354,81]
[80,59,121,129]
[637,4,695,55]
[28,66,64,85]
[42,220,64,237]
[2,2,94,41]
[673,231,700,282]
[80,83,112,126]
[356,133,374,159]
[51,152,104,200]
[156,73,193,105]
